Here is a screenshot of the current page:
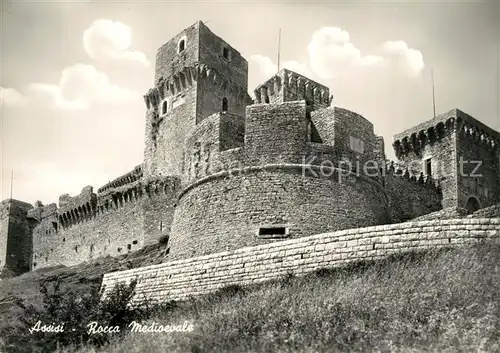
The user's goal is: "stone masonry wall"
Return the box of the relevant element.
[245,101,308,164]
[332,107,376,171]
[142,177,181,246]
[154,22,200,83]
[456,128,499,210]
[32,192,144,270]
[396,129,458,209]
[310,107,335,145]
[31,177,179,270]
[143,80,198,178]
[169,165,387,260]
[102,218,500,304]
[467,203,500,218]
[0,201,11,272]
[1,200,33,275]
[198,21,247,91]
[410,207,468,222]
[384,168,442,223]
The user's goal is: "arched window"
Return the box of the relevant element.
[466,197,481,214]
[162,101,168,114]
[222,97,228,112]
[178,39,185,53]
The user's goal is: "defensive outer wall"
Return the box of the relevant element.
[102,217,500,304]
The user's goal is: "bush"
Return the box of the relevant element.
[0,278,149,353]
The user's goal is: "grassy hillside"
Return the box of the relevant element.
[62,243,500,353]
[0,242,170,336]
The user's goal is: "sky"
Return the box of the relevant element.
[1,0,499,205]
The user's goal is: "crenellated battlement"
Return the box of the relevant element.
[57,186,97,228]
[143,62,252,112]
[27,202,57,222]
[55,176,181,230]
[98,165,143,194]
[254,69,332,110]
[393,109,499,158]
[385,161,441,192]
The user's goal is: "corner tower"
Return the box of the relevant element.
[143,21,251,178]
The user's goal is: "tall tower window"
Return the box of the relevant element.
[162,101,168,114]
[222,97,228,112]
[178,39,186,53]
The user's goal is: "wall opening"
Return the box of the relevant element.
[178,39,185,53]
[307,120,323,143]
[162,101,168,115]
[466,197,481,214]
[132,240,138,245]
[127,244,132,251]
[258,226,289,239]
[222,97,228,112]
[424,158,432,176]
[222,46,230,60]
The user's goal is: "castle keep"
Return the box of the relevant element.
[1,21,499,277]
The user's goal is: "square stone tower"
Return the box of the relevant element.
[0,199,33,277]
[143,21,251,178]
[393,109,500,213]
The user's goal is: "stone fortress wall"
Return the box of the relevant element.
[102,217,500,304]
[27,175,180,270]
[1,20,499,277]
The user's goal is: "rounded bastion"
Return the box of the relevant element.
[168,102,389,260]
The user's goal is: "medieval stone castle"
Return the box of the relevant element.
[2,21,500,278]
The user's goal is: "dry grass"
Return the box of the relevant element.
[61,244,500,353]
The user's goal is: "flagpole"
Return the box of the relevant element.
[10,170,13,200]
[431,68,436,118]
[497,42,499,130]
[277,28,281,73]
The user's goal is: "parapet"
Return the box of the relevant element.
[254,69,332,110]
[0,199,33,219]
[144,62,252,112]
[393,109,500,157]
[98,165,144,193]
[385,160,441,192]
[27,202,57,221]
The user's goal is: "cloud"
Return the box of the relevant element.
[0,87,28,107]
[381,40,425,77]
[28,64,139,110]
[308,27,385,79]
[83,19,150,66]
[251,26,424,81]
[250,55,277,77]
[250,55,314,80]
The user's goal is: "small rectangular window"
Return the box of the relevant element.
[258,226,289,239]
[424,158,432,176]
[222,47,229,60]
